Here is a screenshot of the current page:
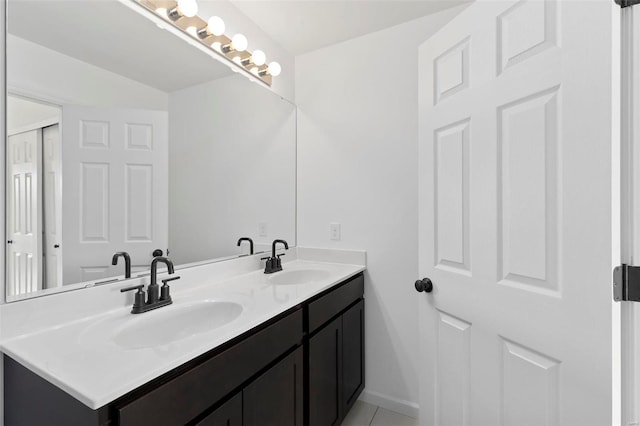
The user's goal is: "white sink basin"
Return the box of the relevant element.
[268,269,331,285]
[112,301,242,349]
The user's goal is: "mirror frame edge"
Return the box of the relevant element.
[2,0,7,305]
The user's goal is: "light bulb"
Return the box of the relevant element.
[186,26,197,37]
[231,34,248,52]
[250,67,259,75]
[177,0,198,17]
[155,7,167,17]
[232,56,242,65]
[211,41,222,52]
[207,16,225,36]
[251,49,266,66]
[268,61,281,76]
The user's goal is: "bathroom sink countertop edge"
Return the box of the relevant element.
[0,255,365,410]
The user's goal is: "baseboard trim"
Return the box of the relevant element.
[358,389,419,419]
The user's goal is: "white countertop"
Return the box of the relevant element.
[0,248,366,409]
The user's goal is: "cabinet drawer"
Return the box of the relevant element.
[118,309,303,426]
[308,274,363,334]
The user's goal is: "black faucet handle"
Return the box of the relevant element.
[161,276,181,286]
[160,276,179,301]
[120,284,144,293]
[120,285,146,311]
[260,256,271,261]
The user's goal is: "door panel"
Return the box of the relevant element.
[435,311,470,426]
[418,1,615,425]
[62,106,168,285]
[42,124,62,289]
[342,300,364,414]
[243,347,303,426]
[7,129,42,296]
[309,316,342,426]
[434,119,470,273]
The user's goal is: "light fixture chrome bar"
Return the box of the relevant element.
[132,0,276,86]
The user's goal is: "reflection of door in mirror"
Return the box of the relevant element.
[42,124,63,289]
[61,106,168,285]
[6,95,61,296]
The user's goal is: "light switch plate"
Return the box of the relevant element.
[258,222,268,237]
[330,223,341,241]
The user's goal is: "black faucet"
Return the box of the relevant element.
[149,256,175,304]
[263,239,288,274]
[237,237,254,255]
[120,256,180,314]
[112,252,131,278]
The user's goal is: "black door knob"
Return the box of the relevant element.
[415,278,433,293]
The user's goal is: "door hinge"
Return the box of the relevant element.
[615,0,640,8]
[613,264,640,302]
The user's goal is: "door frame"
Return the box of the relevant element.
[620,4,640,425]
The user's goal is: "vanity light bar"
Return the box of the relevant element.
[135,0,281,86]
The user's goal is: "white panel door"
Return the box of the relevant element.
[6,129,42,296]
[42,124,62,289]
[418,1,615,425]
[62,106,168,285]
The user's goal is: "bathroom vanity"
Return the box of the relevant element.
[1,251,365,426]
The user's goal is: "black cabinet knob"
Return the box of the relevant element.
[415,278,433,293]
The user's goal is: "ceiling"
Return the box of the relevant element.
[7,0,468,92]
[230,0,470,55]
[8,0,234,92]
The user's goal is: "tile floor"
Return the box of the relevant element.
[341,401,418,426]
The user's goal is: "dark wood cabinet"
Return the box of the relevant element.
[309,316,342,426]
[341,299,364,415]
[196,393,242,426]
[308,276,365,426]
[244,346,304,426]
[196,346,303,426]
[116,309,303,426]
[4,272,365,426]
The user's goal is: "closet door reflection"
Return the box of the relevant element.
[6,128,49,296]
[42,124,62,289]
[6,95,62,296]
[7,129,41,295]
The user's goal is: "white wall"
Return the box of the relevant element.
[7,95,59,135]
[295,6,466,416]
[168,75,296,265]
[7,35,167,110]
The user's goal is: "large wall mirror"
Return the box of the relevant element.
[5,0,296,301]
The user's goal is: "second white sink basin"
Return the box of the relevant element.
[113,301,242,349]
[268,269,331,285]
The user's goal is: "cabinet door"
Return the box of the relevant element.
[243,346,303,426]
[196,392,242,426]
[342,300,365,415]
[308,316,342,426]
